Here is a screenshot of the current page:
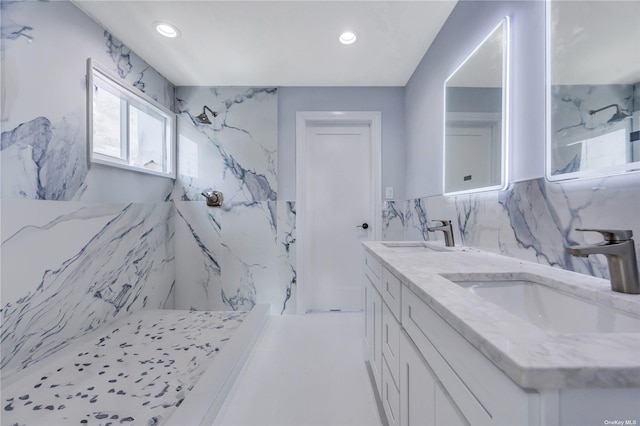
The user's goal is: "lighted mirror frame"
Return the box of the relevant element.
[545,1,640,182]
[443,17,510,196]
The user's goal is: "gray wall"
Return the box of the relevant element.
[278,87,406,200]
[447,87,502,113]
[405,0,546,199]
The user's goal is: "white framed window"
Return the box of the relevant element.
[87,58,176,178]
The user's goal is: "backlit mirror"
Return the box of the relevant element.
[444,18,509,195]
[546,1,640,181]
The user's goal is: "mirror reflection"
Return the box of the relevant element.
[547,1,640,180]
[444,18,508,195]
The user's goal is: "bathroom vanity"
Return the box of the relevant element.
[363,242,640,426]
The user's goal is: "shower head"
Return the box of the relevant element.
[195,105,218,125]
[608,109,631,124]
[588,104,631,124]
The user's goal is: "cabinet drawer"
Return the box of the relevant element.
[365,281,383,398]
[383,357,401,426]
[435,383,469,426]
[382,268,402,321]
[402,286,533,426]
[364,250,382,292]
[400,330,437,426]
[382,302,401,387]
[402,287,491,425]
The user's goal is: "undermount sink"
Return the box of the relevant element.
[382,242,451,252]
[446,276,640,334]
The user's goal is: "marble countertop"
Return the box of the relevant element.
[363,241,640,390]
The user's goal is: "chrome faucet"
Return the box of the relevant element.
[566,229,639,294]
[427,220,455,247]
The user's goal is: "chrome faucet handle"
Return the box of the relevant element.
[432,219,451,225]
[575,228,633,242]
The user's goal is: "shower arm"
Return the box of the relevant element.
[202,105,218,118]
[588,104,619,116]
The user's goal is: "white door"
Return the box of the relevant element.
[445,125,495,193]
[305,124,372,311]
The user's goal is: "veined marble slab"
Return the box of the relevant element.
[1,201,175,380]
[364,241,640,389]
[402,174,640,281]
[173,200,296,315]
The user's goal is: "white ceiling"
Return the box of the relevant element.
[72,0,458,87]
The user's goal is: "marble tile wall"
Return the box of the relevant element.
[1,1,176,380]
[1,201,175,377]
[549,84,637,175]
[383,173,640,281]
[172,87,296,315]
[381,201,405,241]
[2,2,298,385]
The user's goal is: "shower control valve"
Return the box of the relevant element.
[202,191,223,207]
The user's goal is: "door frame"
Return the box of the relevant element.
[295,111,382,314]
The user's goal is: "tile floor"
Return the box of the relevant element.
[214,312,382,426]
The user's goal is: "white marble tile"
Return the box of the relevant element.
[174,87,278,204]
[550,84,634,174]
[498,179,587,273]
[554,174,640,277]
[173,201,224,311]
[1,200,126,302]
[498,176,640,279]
[404,172,639,283]
[219,201,279,311]
[173,200,296,315]
[1,1,175,202]
[381,201,405,241]
[1,114,87,201]
[1,201,175,380]
[451,191,500,253]
[276,201,297,315]
[405,198,431,241]
[171,87,289,315]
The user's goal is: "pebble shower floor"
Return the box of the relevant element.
[2,309,247,426]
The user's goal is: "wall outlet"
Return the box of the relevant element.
[385,187,394,199]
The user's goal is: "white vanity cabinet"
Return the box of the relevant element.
[363,252,403,425]
[399,308,471,426]
[382,301,402,426]
[435,383,469,426]
[399,329,437,426]
[363,250,383,397]
[364,249,533,426]
[401,284,535,426]
[363,243,640,426]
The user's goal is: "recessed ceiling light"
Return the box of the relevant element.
[339,31,357,45]
[154,21,181,38]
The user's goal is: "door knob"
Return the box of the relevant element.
[357,223,369,230]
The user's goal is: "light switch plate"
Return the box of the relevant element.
[385,187,394,199]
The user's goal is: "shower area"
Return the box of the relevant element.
[549,84,640,176]
[1,1,296,421]
[546,0,640,178]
